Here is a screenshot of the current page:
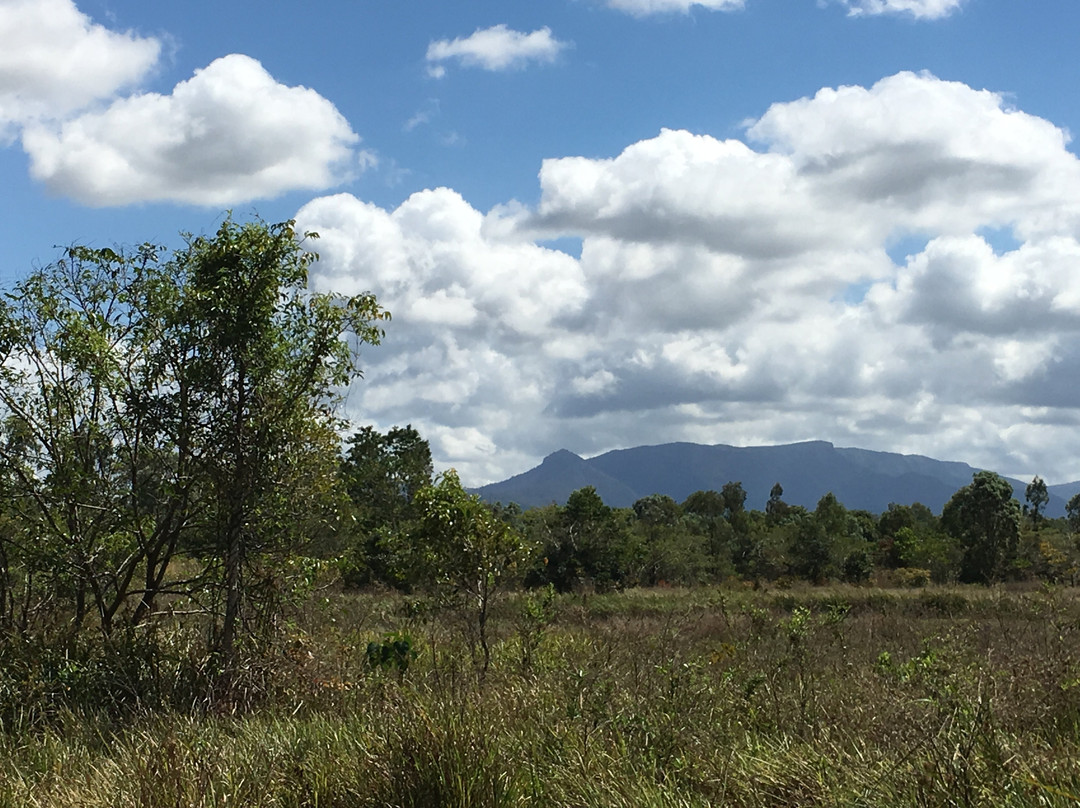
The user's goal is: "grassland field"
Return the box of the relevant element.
[3,582,1080,807]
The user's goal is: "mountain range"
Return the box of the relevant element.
[474,441,1080,517]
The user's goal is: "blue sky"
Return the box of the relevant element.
[4,0,1080,489]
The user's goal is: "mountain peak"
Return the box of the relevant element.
[541,449,584,465]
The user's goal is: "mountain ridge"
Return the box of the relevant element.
[473,440,1078,516]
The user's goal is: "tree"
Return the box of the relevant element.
[538,486,631,591]
[0,243,200,638]
[632,494,681,527]
[682,490,726,520]
[174,216,387,681]
[682,490,737,578]
[814,492,848,540]
[785,496,846,584]
[1067,492,1080,534]
[342,425,433,523]
[411,470,535,676]
[766,482,789,522]
[631,494,707,585]
[942,471,1021,584]
[0,217,387,707]
[340,424,433,585]
[720,480,751,537]
[720,481,747,519]
[1025,476,1050,532]
[877,502,944,570]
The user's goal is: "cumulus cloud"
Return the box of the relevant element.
[0,0,159,134]
[837,0,966,19]
[605,0,745,16]
[21,54,363,206]
[426,25,567,78]
[298,72,1080,486]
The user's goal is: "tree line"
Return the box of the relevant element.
[343,433,1080,594]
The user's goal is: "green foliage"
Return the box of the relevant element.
[720,481,748,518]
[765,481,789,521]
[366,631,417,678]
[339,424,433,586]
[896,567,932,588]
[1026,476,1050,531]
[943,471,1022,584]
[0,216,387,705]
[681,489,726,520]
[410,469,536,674]
[681,490,738,578]
[1067,492,1080,534]
[841,547,873,583]
[0,242,195,637]
[515,584,557,673]
[632,494,681,526]
[785,496,849,584]
[173,216,388,684]
[531,487,634,592]
[733,520,789,584]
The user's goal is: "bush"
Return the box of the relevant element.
[896,567,931,588]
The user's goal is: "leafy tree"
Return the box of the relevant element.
[0,243,200,638]
[814,492,848,540]
[630,494,708,585]
[1025,476,1050,532]
[343,425,433,522]
[1067,492,1080,534]
[766,482,789,522]
[734,516,791,585]
[411,470,535,675]
[682,490,726,520]
[537,486,631,591]
[841,547,873,584]
[848,509,878,543]
[892,526,959,582]
[0,217,387,704]
[720,481,747,518]
[339,424,432,585]
[171,216,387,683]
[788,499,836,584]
[877,502,942,569]
[682,490,737,577]
[942,471,1021,584]
[632,494,681,527]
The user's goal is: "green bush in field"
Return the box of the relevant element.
[366,631,417,679]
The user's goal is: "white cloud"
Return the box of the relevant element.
[20,54,362,206]
[426,25,567,77]
[746,72,1080,239]
[298,72,1080,486]
[404,99,440,132]
[837,0,966,19]
[0,0,159,134]
[606,0,959,19]
[605,0,745,16]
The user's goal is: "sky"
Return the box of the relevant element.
[4,0,1080,489]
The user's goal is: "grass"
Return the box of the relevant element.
[3,582,1080,805]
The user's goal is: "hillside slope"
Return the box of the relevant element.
[475,440,1075,515]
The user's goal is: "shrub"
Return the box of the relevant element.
[896,567,931,588]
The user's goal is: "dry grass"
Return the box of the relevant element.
[3,583,1080,806]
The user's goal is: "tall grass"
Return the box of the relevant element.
[3,583,1080,806]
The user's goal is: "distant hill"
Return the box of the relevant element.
[474,440,1079,516]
